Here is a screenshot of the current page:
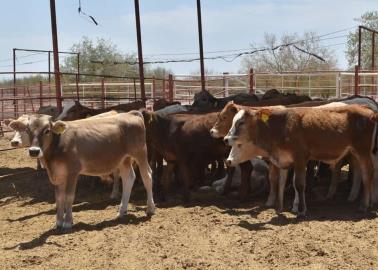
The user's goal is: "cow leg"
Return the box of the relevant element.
[222,166,235,196]
[63,175,79,230]
[277,169,289,213]
[294,163,307,217]
[356,156,373,211]
[178,161,192,202]
[266,164,279,207]
[238,161,253,201]
[54,183,66,230]
[135,151,156,215]
[110,170,121,199]
[348,158,361,202]
[161,162,175,198]
[118,158,136,218]
[326,162,341,200]
[292,172,300,213]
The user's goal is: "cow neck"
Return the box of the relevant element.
[253,118,275,154]
[150,114,172,146]
[43,132,62,164]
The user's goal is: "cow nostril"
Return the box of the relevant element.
[29,148,40,157]
[224,138,228,144]
[210,129,214,134]
[11,141,19,147]
[226,160,232,167]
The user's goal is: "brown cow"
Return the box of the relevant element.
[142,111,238,201]
[10,111,155,230]
[225,105,378,216]
[57,100,144,121]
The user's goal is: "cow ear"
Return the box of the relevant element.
[51,121,67,134]
[3,119,12,126]
[9,120,27,131]
[256,108,272,123]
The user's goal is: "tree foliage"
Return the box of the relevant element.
[62,37,138,79]
[241,32,338,73]
[346,11,378,69]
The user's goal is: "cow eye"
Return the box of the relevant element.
[44,129,51,135]
[238,121,244,126]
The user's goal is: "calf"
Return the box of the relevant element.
[226,105,378,216]
[10,112,155,229]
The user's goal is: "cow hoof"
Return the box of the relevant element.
[296,211,306,219]
[146,203,156,216]
[117,211,126,219]
[358,204,368,213]
[62,221,73,230]
[265,200,275,208]
[291,205,299,213]
[276,207,283,214]
[110,192,120,200]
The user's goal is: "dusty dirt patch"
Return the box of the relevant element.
[1,137,378,269]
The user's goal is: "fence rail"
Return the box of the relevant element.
[1,69,378,122]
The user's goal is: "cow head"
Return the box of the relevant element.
[210,101,239,138]
[57,100,89,121]
[192,90,217,111]
[26,115,67,158]
[8,115,31,148]
[226,141,262,167]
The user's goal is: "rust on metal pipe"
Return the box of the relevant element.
[13,48,17,117]
[354,65,360,95]
[168,74,174,102]
[358,26,362,67]
[101,78,105,108]
[249,68,254,94]
[196,0,206,90]
[134,0,146,103]
[49,0,62,112]
[39,81,43,108]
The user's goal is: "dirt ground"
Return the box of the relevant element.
[1,136,378,270]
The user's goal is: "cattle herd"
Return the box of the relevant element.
[5,89,378,231]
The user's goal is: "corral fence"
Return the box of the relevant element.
[0,68,377,126]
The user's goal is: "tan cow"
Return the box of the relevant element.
[225,105,378,216]
[9,111,155,230]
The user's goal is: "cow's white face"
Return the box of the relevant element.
[8,115,31,148]
[10,130,30,148]
[56,100,76,120]
[226,141,261,167]
[224,110,250,146]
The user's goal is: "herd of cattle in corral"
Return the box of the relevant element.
[4,88,378,231]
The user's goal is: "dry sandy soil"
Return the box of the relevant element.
[1,136,378,270]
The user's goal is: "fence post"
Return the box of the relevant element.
[133,78,137,101]
[308,75,311,97]
[168,74,174,102]
[223,72,229,97]
[249,68,254,94]
[152,76,156,99]
[23,87,26,114]
[335,73,341,98]
[101,78,105,108]
[354,65,360,95]
[75,74,80,101]
[39,81,43,108]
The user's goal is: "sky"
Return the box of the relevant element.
[0,0,377,77]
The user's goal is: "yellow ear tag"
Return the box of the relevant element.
[55,125,66,134]
[261,113,269,123]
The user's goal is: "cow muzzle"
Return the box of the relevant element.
[29,147,42,158]
[210,128,220,138]
[11,140,20,147]
[223,136,236,146]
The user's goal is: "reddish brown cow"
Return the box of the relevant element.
[226,105,378,216]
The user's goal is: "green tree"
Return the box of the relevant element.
[241,32,338,73]
[346,11,378,69]
[62,36,138,80]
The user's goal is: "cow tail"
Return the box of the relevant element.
[372,123,378,155]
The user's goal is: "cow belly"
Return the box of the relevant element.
[80,156,125,176]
